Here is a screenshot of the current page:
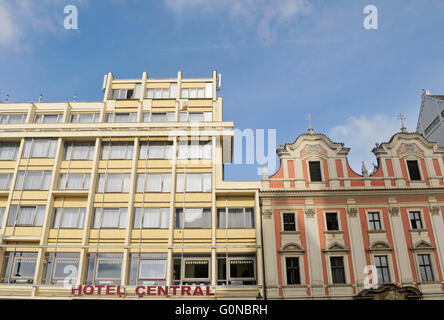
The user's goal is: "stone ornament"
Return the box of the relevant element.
[262,209,273,219]
[305,208,315,217]
[429,206,441,216]
[389,207,399,217]
[347,207,358,217]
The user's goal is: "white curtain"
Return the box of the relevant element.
[34,206,45,226]
[136,174,146,193]
[119,208,127,228]
[41,171,52,190]
[184,208,202,228]
[228,209,244,228]
[139,142,149,159]
[146,89,154,99]
[133,208,143,228]
[53,208,61,228]
[144,208,160,228]
[146,174,162,192]
[148,143,164,159]
[189,113,203,122]
[102,208,120,228]
[162,175,171,192]
[203,174,211,192]
[0,143,18,160]
[186,174,202,192]
[203,112,212,122]
[32,140,49,158]
[176,174,185,193]
[160,208,169,228]
[61,208,79,228]
[170,83,177,99]
[17,207,34,225]
[106,174,123,192]
[181,88,188,98]
[97,174,105,193]
[0,174,10,189]
[151,113,166,122]
[67,174,84,189]
[71,143,92,160]
[25,171,42,189]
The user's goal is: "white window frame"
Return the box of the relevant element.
[0,173,13,190]
[324,211,341,232]
[282,255,304,286]
[52,207,86,229]
[405,158,423,181]
[7,205,46,227]
[112,89,135,100]
[366,210,384,231]
[0,142,20,160]
[408,209,425,230]
[48,255,80,284]
[307,159,323,182]
[143,112,175,122]
[136,173,171,193]
[217,207,255,229]
[15,170,52,190]
[177,141,212,160]
[415,252,436,283]
[370,254,393,284]
[64,141,95,160]
[97,173,131,193]
[106,112,137,123]
[22,139,57,158]
[58,173,90,190]
[180,87,206,99]
[35,113,63,124]
[93,208,127,229]
[182,257,211,282]
[139,141,173,160]
[281,212,297,232]
[133,207,170,229]
[175,208,211,229]
[70,113,100,123]
[176,173,212,193]
[101,142,133,160]
[0,113,27,124]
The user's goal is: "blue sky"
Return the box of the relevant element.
[0,0,443,181]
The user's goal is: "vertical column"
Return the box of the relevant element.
[77,137,101,285]
[211,136,217,286]
[166,137,178,286]
[255,191,264,298]
[103,72,114,102]
[261,207,279,298]
[121,137,139,285]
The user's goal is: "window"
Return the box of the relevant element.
[308,161,322,182]
[176,173,211,192]
[35,113,63,124]
[0,113,27,124]
[129,253,167,285]
[181,87,206,99]
[97,173,131,193]
[0,173,13,190]
[106,112,137,123]
[218,208,254,228]
[417,254,434,282]
[1,252,38,284]
[52,208,85,229]
[286,257,301,285]
[407,160,422,181]
[0,142,20,160]
[43,253,80,285]
[112,89,135,100]
[93,208,127,228]
[70,113,100,123]
[58,173,90,190]
[330,256,346,284]
[143,112,175,122]
[325,212,339,231]
[7,206,45,226]
[0,207,5,226]
[133,208,169,228]
[217,256,256,286]
[283,213,296,231]
[409,211,424,229]
[184,258,210,283]
[15,171,52,190]
[137,173,171,193]
[22,139,57,158]
[64,142,95,160]
[178,141,212,160]
[146,83,177,99]
[175,208,211,228]
[139,141,172,159]
[86,253,122,285]
[101,142,133,160]
[179,112,212,122]
[374,255,391,283]
[368,212,382,230]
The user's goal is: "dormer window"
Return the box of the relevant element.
[308,161,322,182]
[407,160,422,181]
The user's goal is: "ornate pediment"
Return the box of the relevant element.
[280,242,305,253]
[368,241,392,252]
[356,284,422,300]
[323,242,349,253]
[410,240,435,251]
[300,144,328,158]
[396,143,424,157]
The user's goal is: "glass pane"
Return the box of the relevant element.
[13,258,37,279]
[186,174,202,192]
[184,208,202,228]
[61,208,79,228]
[228,208,243,228]
[185,260,208,279]
[53,258,79,279]
[230,260,254,278]
[17,207,35,225]
[102,209,120,228]
[96,259,122,279]
[143,208,161,228]
[139,260,166,279]
[146,174,162,192]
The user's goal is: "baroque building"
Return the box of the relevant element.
[417,89,444,147]
[0,71,263,299]
[260,125,444,300]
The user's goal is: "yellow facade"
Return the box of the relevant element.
[0,70,262,299]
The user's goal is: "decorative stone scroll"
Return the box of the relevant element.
[347,207,358,217]
[429,206,441,216]
[305,208,315,217]
[388,207,399,217]
[262,209,273,219]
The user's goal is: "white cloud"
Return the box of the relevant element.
[163,0,311,44]
[329,113,417,174]
[0,0,87,50]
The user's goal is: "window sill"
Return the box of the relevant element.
[417,281,440,285]
[367,229,386,234]
[327,283,352,287]
[409,228,428,233]
[282,284,306,288]
[281,231,300,235]
[324,230,343,235]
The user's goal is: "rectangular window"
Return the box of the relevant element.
[0,113,27,124]
[35,113,63,124]
[417,254,434,282]
[326,212,339,231]
[64,142,95,160]
[129,253,167,285]
[1,252,38,284]
[0,142,20,160]
[375,255,391,283]
[283,213,296,231]
[52,208,85,229]
[181,88,206,99]
[97,173,131,193]
[286,257,301,285]
[106,112,137,123]
[145,112,175,122]
[178,141,212,160]
[409,211,423,229]
[43,253,80,285]
[175,208,211,228]
[0,207,5,226]
[58,173,90,190]
[136,173,171,193]
[184,258,210,282]
[146,85,176,100]
[7,205,45,226]
[407,160,422,181]
[218,208,254,228]
[139,141,173,159]
[309,161,322,182]
[176,173,211,192]
[70,113,100,123]
[133,208,169,228]
[101,142,133,160]
[86,253,122,285]
[0,173,13,190]
[15,171,52,190]
[112,89,135,100]
[217,255,257,286]
[330,256,346,284]
[368,212,382,230]
[22,139,57,158]
[93,208,127,228]
[179,112,212,122]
